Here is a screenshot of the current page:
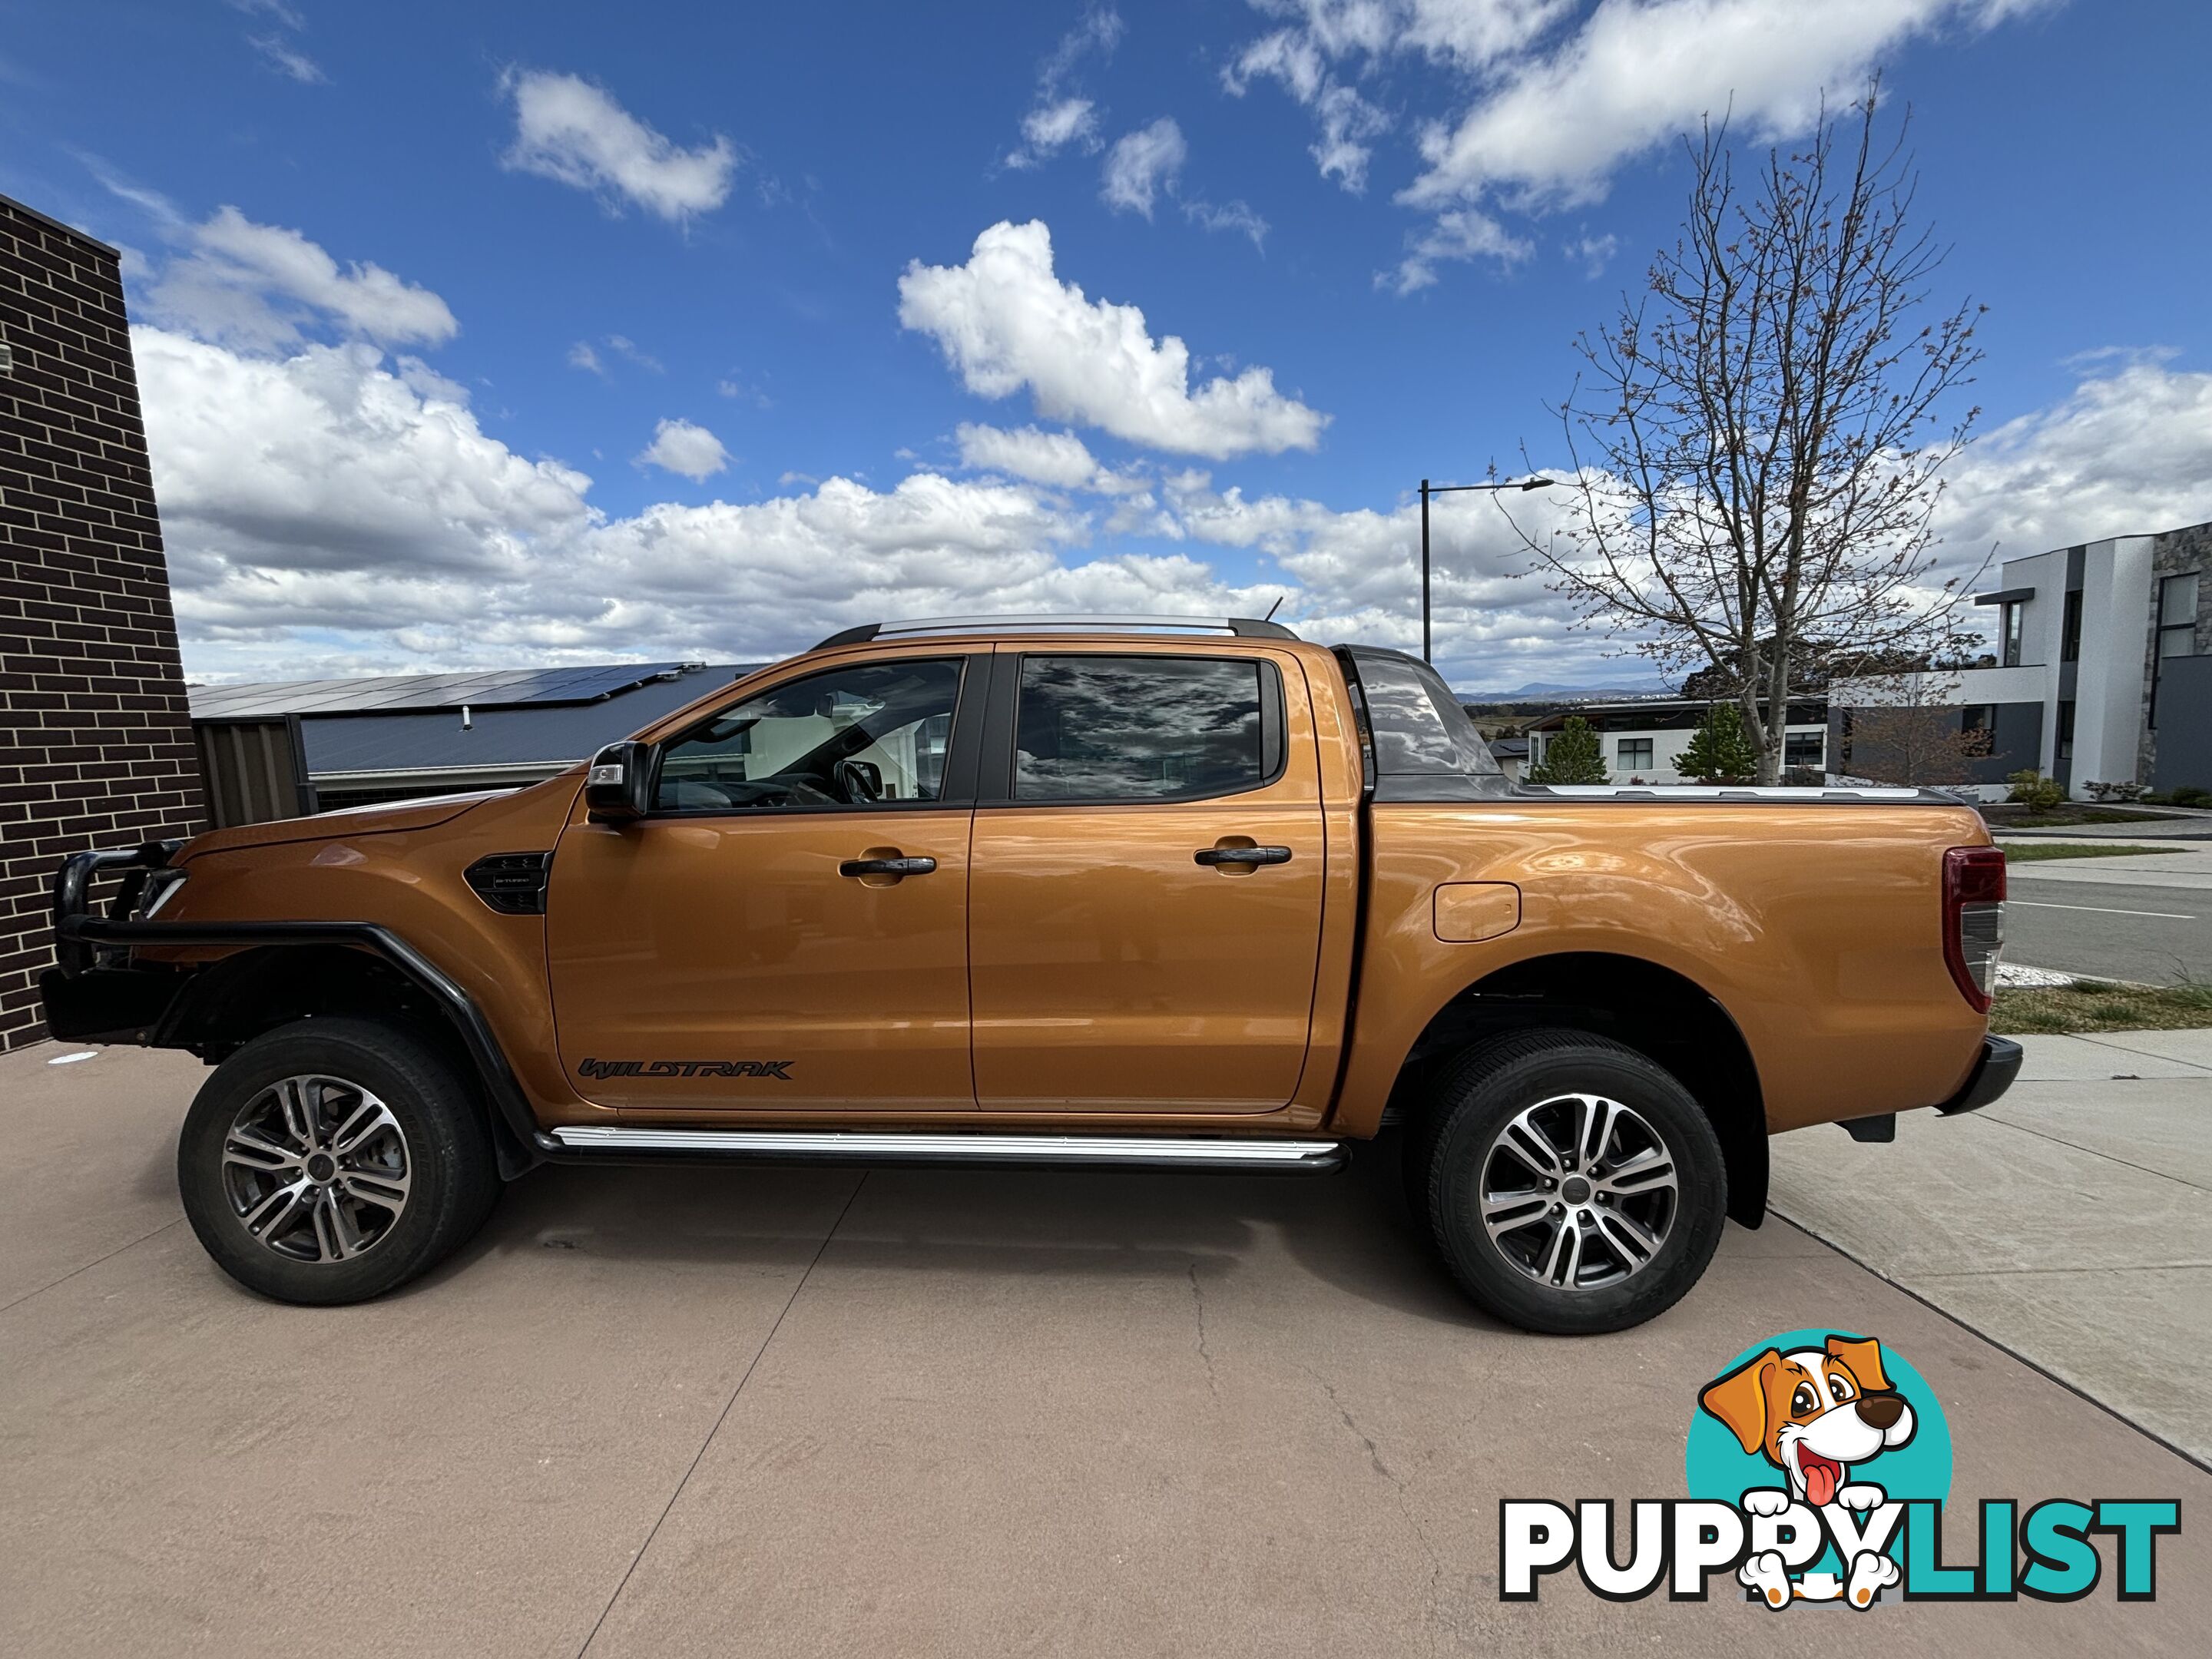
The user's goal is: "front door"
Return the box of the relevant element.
[969,650,1326,1113]
[548,654,979,1113]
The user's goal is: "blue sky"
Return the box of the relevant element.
[4,0,2209,689]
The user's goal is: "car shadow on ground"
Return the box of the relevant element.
[404,1127,1500,1330]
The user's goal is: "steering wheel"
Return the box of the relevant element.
[833,758,882,803]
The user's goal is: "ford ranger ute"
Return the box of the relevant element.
[41,617,2020,1333]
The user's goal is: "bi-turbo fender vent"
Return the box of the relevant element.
[465,852,554,916]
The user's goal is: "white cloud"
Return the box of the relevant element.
[1386,207,1533,293]
[136,329,591,594]
[1017,97,1099,161]
[1101,117,1187,216]
[607,334,664,373]
[1565,230,1618,276]
[247,35,325,83]
[568,340,605,376]
[148,207,457,350]
[956,422,1103,489]
[1184,197,1270,249]
[1005,8,1125,168]
[136,274,2200,694]
[134,325,1275,678]
[1226,2,2049,292]
[500,68,737,221]
[1401,0,2039,210]
[393,356,471,406]
[1932,353,2212,576]
[1224,2,1570,193]
[897,220,1327,459]
[637,418,731,482]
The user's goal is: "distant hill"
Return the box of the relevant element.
[1455,679,1672,704]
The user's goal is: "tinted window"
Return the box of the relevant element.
[1015,656,1270,801]
[1343,647,1503,777]
[655,659,962,812]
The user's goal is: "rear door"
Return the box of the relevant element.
[548,653,982,1113]
[967,647,1326,1113]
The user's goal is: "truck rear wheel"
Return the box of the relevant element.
[177,1018,502,1306]
[1406,1029,1727,1335]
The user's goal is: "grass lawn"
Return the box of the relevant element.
[1992,979,2212,1035]
[1981,804,2187,830]
[1998,843,2188,863]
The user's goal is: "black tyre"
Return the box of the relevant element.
[1408,1028,1727,1335]
[177,1018,502,1306]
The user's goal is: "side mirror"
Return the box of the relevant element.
[585,741,656,823]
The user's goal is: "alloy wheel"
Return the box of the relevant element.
[219,1075,412,1264]
[1476,1092,1678,1291]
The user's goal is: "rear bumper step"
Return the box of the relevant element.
[545,1126,1346,1173]
[1936,1035,2024,1116]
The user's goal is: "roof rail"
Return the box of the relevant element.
[810,614,1300,651]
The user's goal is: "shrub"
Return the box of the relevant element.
[2006,770,2067,812]
[2175,784,2212,808]
[1678,702,1760,784]
[1525,715,1609,785]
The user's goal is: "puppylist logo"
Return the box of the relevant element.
[1501,1329,2180,1608]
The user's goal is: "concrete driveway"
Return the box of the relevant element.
[3,1042,2206,1657]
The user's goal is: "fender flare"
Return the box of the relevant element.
[55,916,548,1178]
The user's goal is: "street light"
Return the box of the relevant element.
[1418,475,1555,663]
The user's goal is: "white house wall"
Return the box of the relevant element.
[2075,535,2154,790]
[1534,722,1830,783]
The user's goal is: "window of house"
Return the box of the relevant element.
[1013,655,1277,802]
[2159,573,2198,657]
[2001,601,2025,668]
[1960,706,1995,760]
[1615,737,1654,773]
[2061,590,2082,663]
[2153,572,2198,727]
[655,658,965,812]
[2056,700,2075,763]
[1784,732,1824,769]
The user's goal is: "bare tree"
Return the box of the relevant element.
[1508,85,1987,783]
[1839,673,1992,786]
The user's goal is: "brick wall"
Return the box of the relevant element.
[0,191,204,1051]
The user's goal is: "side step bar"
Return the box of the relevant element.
[548,1126,1346,1173]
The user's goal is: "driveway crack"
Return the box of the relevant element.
[1187,1263,1218,1399]
[1303,1365,1446,1654]
[574,1171,868,1658]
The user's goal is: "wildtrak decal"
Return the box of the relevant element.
[577,1058,795,1080]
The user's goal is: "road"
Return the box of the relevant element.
[2005,869,2212,982]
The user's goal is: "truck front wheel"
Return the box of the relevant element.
[177,1018,502,1306]
[1406,1029,1727,1335]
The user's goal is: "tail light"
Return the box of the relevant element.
[1943,846,2007,1012]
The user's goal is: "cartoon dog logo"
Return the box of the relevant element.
[1699,1334,1918,1608]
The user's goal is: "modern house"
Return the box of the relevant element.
[1829,523,2211,797]
[1518,698,1829,783]
[190,661,760,823]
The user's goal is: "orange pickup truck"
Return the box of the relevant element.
[42,617,2016,1333]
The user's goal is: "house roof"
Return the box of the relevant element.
[1524,696,1826,733]
[188,662,718,720]
[190,662,764,780]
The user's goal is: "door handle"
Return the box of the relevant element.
[839,856,938,879]
[1194,845,1293,867]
